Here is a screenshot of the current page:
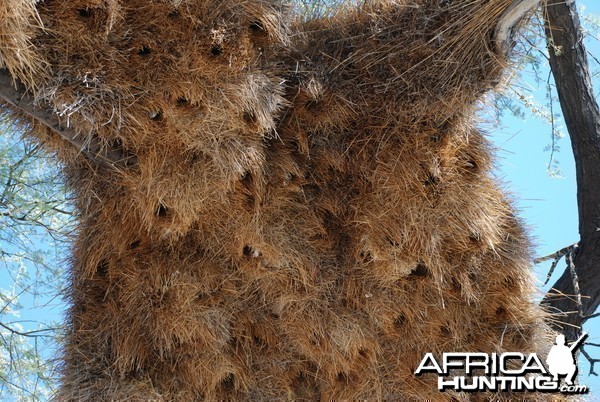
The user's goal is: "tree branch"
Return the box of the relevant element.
[541,0,600,339]
[580,346,600,376]
[534,242,578,285]
[0,69,137,170]
[495,0,541,54]
[0,321,58,338]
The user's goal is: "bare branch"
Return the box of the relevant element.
[534,243,578,264]
[0,69,137,170]
[585,342,600,347]
[534,242,578,285]
[0,322,57,338]
[581,346,600,376]
[495,0,542,54]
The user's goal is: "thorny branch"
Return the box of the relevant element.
[0,69,136,170]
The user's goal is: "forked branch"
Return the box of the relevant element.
[495,0,542,54]
[0,69,136,170]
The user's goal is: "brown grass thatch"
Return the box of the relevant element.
[0,0,562,400]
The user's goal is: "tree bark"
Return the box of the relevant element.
[542,0,600,340]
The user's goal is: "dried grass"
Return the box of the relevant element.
[0,0,559,400]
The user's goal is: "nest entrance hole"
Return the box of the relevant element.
[156,204,168,218]
[210,45,223,57]
[78,8,93,18]
[249,21,265,33]
[96,259,109,278]
[409,263,430,278]
[138,46,152,57]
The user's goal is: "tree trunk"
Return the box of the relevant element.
[542,0,600,340]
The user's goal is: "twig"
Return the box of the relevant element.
[0,322,58,338]
[584,312,600,320]
[581,346,600,376]
[585,342,600,347]
[0,69,137,170]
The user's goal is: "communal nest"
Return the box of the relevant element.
[0,0,557,400]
